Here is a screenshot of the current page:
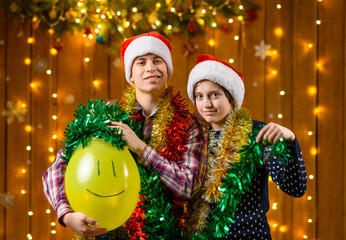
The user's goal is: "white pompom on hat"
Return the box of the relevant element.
[187,54,245,110]
[121,31,173,84]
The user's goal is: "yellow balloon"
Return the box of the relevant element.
[65,138,140,231]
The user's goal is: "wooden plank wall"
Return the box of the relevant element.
[0,0,345,239]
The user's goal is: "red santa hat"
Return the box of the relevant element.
[187,54,245,110]
[121,32,173,83]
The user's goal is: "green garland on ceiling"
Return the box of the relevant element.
[2,0,260,40]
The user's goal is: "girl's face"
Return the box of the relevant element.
[194,80,233,131]
[130,53,169,96]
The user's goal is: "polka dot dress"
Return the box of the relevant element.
[216,120,307,239]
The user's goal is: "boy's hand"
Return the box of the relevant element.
[62,212,108,236]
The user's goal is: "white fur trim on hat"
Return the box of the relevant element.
[123,36,173,84]
[187,60,245,110]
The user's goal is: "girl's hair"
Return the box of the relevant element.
[194,80,235,109]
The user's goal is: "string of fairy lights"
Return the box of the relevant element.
[4,0,325,239]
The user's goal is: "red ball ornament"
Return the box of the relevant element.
[84,26,92,36]
[53,40,64,52]
[187,20,197,33]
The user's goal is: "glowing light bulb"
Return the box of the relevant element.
[25,58,31,65]
[116,11,121,16]
[237,16,243,21]
[48,29,54,35]
[308,86,317,96]
[51,230,57,234]
[171,7,175,12]
[27,37,34,44]
[46,209,51,214]
[234,35,239,40]
[93,80,100,87]
[155,20,161,26]
[279,91,285,95]
[308,219,313,223]
[307,195,312,200]
[208,39,215,47]
[52,115,57,120]
[202,9,206,14]
[84,57,90,63]
[28,211,33,216]
[239,5,244,9]
[52,134,57,139]
[49,147,54,152]
[25,125,32,132]
[52,93,58,98]
[272,202,278,210]
[132,7,137,12]
[308,131,313,136]
[167,25,172,30]
[303,235,308,239]
[271,70,278,75]
[21,169,26,174]
[309,175,314,179]
[229,59,234,64]
[21,190,26,194]
[310,147,317,155]
[75,18,80,23]
[316,20,321,25]
[228,18,233,23]
[308,43,314,48]
[26,146,31,151]
[277,4,282,9]
[278,114,283,119]
[51,222,56,226]
[212,22,217,28]
[50,48,58,55]
[27,234,33,240]
[81,8,86,13]
[118,26,123,32]
[49,155,55,162]
[46,69,52,75]
[274,28,283,37]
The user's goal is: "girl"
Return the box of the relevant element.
[186,54,307,239]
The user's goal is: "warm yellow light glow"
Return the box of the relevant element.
[309,174,314,179]
[25,58,31,65]
[228,18,234,23]
[308,219,313,223]
[52,93,58,98]
[208,39,215,47]
[310,147,317,155]
[277,4,282,9]
[51,230,57,234]
[52,115,57,120]
[272,223,278,228]
[95,29,99,33]
[93,80,100,87]
[84,57,90,63]
[212,22,217,28]
[279,226,287,232]
[46,209,51,214]
[167,25,172,30]
[75,18,80,23]
[49,147,54,152]
[88,34,93,40]
[303,235,308,239]
[27,37,34,44]
[308,43,314,48]
[118,26,123,32]
[198,18,205,25]
[268,176,272,182]
[25,125,32,132]
[125,21,130,27]
[239,5,244,9]
[51,222,56,226]
[278,114,283,119]
[21,190,26,194]
[279,91,285,95]
[156,3,161,8]
[52,134,57,139]
[308,131,313,136]
[316,20,321,25]
[50,48,58,55]
[27,234,33,240]
[21,103,26,108]
[48,29,54,35]
[308,86,317,96]
[314,107,321,115]
[237,16,243,21]
[270,50,278,56]
[272,202,278,210]
[46,69,52,75]
[202,9,206,14]
[171,7,175,12]
[101,15,106,19]
[28,211,33,216]
[318,0,322,2]
[49,155,55,162]
[271,70,278,75]
[81,8,86,13]
[274,28,283,37]
[155,20,161,26]
[132,7,137,12]
[77,2,82,7]
[30,82,37,88]
[26,146,31,151]
[307,195,312,200]
[229,59,234,64]
[96,8,101,13]
[234,35,239,40]
[116,11,121,16]
[21,169,26,174]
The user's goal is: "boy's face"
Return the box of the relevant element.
[130,53,169,95]
[194,80,233,131]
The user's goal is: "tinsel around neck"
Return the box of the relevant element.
[62,99,141,165]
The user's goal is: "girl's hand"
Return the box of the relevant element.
[108,122,146,156]
[62,212,107,236]
[256,122,295,144]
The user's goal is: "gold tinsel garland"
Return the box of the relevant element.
[187,107,253,232]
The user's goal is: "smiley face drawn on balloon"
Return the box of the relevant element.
[65,138,140,231]
[85,160,125,198]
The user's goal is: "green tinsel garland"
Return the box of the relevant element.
[189,128,292,239]
[62,99,142,165]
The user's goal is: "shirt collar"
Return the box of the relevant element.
[134,101,160,118]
